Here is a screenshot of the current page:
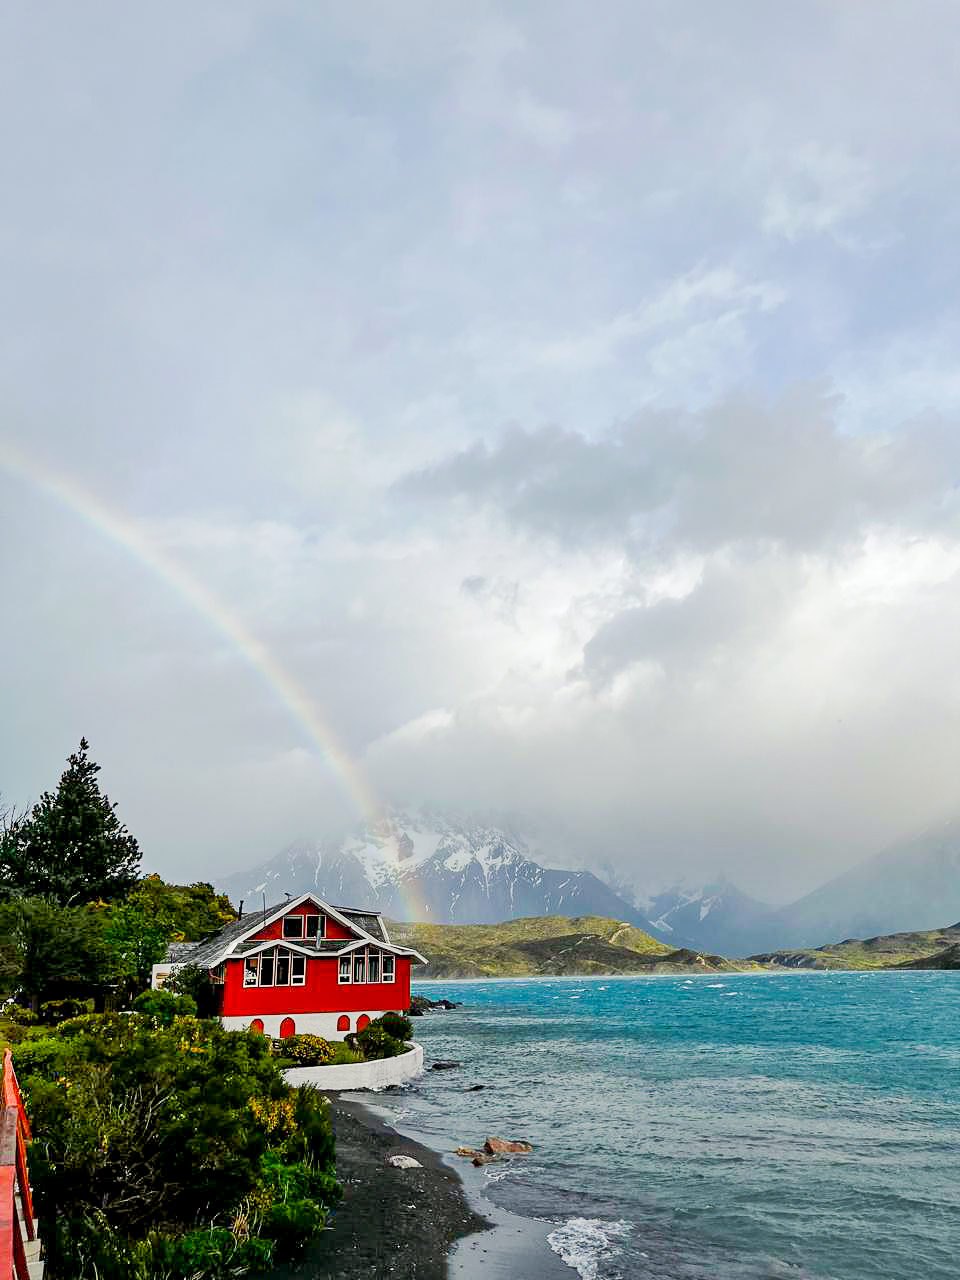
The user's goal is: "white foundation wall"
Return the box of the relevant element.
[219,1011,394,1040]
[283,1043,424,1091]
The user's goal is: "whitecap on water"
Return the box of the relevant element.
[547,1217,631,1280]
[706,983,725,988]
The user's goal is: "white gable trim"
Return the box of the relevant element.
[206,893,410,967]
[336,938,428,964]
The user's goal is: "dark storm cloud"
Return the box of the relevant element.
[401,387,960,557]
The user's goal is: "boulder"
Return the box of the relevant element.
[472,1153,499,1166]
[484,1136,534,1154]
[386,1154,422,1169]
[466,1084,485,1091]
[409,995,463,1014]
[430,1060,461,1070]
[454,1146,484,1159]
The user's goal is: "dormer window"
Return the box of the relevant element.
[282,915,304,940]
[305,913,321,939]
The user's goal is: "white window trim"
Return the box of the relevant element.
[282,915,305,940]
[353,951,367,984]
[291,955,306,986]
[338,955,352,984]
[382,955,395,983]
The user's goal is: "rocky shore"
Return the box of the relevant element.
[258,1094,488,1280]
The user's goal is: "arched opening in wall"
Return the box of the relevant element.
[249,1019,264,1034]
[337,1015,350,1032]
[357,1015,370,1031]
[280,1017,296,1039]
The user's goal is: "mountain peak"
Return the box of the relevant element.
[217,810,659,933]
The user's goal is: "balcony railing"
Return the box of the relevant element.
[1,1048,40,1279]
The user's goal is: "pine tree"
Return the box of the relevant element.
[0,738,141,905]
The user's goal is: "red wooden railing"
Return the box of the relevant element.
[1,1048,38,1279]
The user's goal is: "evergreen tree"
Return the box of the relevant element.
[0,739,141,905]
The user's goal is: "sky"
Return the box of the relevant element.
[2,1,959,904]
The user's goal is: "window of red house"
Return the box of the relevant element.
[282,915,304,940]
[291,955,306,986]
[383,955,395,983]
[305,914,322,939]
[275,950,290,985]
[243,957,258,987]
[353,953,366,983]
[367,953,381,983]
[339,956,351,983]
[259,952,275,986]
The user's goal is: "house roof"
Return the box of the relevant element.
[168,893,425,969]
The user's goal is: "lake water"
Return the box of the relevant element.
[380,972,960,1279]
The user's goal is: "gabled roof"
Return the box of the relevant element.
[170,892,425,968]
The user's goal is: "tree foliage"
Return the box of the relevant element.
[0,739,140,906]
[0,897,114,1010]
[129,874,236,942]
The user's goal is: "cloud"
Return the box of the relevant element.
[762,144,876,243]
[3,1,960,902]
[400,385,960,553]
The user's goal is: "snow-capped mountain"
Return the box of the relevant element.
[218,810,663,930]
[637,878,779,956]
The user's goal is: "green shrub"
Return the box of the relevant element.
[355,1023,405,1060]
[131,988,197,1024]
[263,1198,328,1261]
[164,963,221,1018]
[40,998,89,1025]
[2,1002,38,1025]
[15,1010,337,1277]
[134,1226,274,1278]
[374,1011,412,1042]
[277,1033,335,1066]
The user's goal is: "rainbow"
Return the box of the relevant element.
[1,440,438,924]
[0,439,383,827]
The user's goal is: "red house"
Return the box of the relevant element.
[152,893,426,1040]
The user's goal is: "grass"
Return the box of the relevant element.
[387,914,678,977]
[750,923,960,970]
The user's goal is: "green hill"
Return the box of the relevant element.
[388,914,753,977]
[750,922,960,970]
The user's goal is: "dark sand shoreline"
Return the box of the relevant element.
[260,1090,574,1279]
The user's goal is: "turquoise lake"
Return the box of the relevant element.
[390,971,960,1279]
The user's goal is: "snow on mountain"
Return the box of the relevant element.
[637,878,779,956]
[218,810,665,931]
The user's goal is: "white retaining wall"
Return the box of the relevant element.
[282,1042,424,1091]
[220,1011,393,1040]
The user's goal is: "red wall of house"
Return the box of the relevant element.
[220,954,413,1017]
[247,902,355,943]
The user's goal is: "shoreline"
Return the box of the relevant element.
[258,1090,486,1279]
[261,1088,574,1279]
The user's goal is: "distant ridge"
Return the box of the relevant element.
[388,914,752,978]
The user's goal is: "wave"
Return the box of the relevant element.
[547,1217,632,1280]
